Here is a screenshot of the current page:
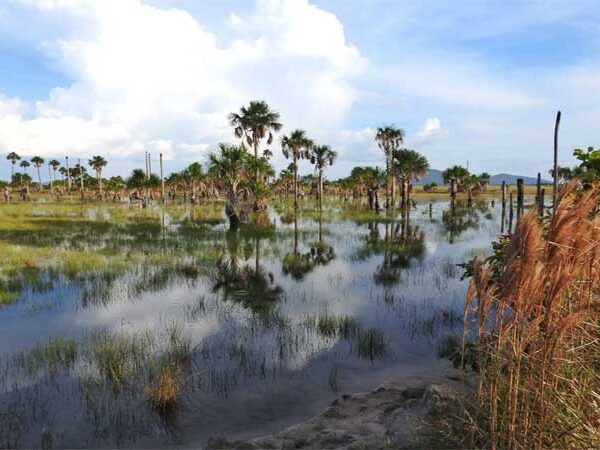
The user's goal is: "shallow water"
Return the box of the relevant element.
[0,198,514,448]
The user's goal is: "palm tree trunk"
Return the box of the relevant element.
[385,157,390,210]
[318,169,323,211]
[391,169,395,209]
[98,170,103,195]
[253,130,259,184]
[293,155,298,210]
[37,167,42,191]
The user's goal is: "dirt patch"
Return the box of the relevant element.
[207,371,472,449]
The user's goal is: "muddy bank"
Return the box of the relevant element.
[207,370,472,449]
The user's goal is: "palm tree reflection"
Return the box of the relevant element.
[282,212,335,280]
[212,230,282,315]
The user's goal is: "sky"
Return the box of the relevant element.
[0,0,599,181]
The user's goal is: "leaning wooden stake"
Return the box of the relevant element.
[552,110,561,214]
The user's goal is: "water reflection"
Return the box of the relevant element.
[282,212,335,280]
[0,198,509,448]
[441,199,490,243]
[212,230,282,316]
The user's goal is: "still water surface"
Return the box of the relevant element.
[0,198,508,447]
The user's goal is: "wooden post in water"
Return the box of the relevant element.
[160,153,165,204]
[536,172,541,204]
[553,110,561,214]
[516,178,524,219]
[538,188,545,217]
[509,192,514,232]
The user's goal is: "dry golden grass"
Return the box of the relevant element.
[463,181,600,449]
[146,366,182,416]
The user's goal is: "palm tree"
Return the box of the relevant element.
[310,144,337,210]
[88,155,108,194]
[375,125,404,209]
[49,160,61,188]
[127,168,148,188]
[281,129,313,209]
[228,101,282,183]
[477,172,491,191]
[6,152,20,179]
[442,165,471,194]
[208,144,250,229]
[19,160,30,187]
[392,149,429,208]
[31,156,44,189]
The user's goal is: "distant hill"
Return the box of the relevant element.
[490,173,551,185]
[414,169,551,186]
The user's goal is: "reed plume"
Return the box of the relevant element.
[463,181,600,449]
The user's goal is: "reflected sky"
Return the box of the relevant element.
[0,198,508,447]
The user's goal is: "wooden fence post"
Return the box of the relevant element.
[516,178,524,219]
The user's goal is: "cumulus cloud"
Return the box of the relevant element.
[0,0,364,174]
[418,117,441,137]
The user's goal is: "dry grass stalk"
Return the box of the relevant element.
[463,181,600,449]
[146,366,182,416]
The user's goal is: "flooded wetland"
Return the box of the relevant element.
[0,196,511,448]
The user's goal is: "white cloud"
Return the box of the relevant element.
[0,0,364,174]
[418,117,441,137]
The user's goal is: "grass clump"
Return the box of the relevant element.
[93,332,149,388]
[14,337,78,376]
[146,366,183,416]
[357,328,386,361]
[315,313,358,339]
[462,181,600,449]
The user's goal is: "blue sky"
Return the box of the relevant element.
[0,0,599,181]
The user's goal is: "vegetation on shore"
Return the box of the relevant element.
[461,181,600,449]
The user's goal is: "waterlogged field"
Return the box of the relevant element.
[0,197,515,448]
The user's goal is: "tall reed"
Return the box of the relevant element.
[463,181,600,449]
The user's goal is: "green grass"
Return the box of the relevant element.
[13,337,78,376]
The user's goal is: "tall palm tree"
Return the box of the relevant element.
[375,125,404,209]
[6,152,20,179]
[31,156,44,189]
[392,149,429,208]
[228,100,282,183]
[310,144,337,210]
[88,155,108,194]
[208,144,250,229]
[281,129,313,209]
[49,160,61,188]
[19,160,30,187]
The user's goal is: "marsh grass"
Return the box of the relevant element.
[305,312,359,339]
[462,181,600,449]
[12,337,78,377]
[356,328,386,361]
